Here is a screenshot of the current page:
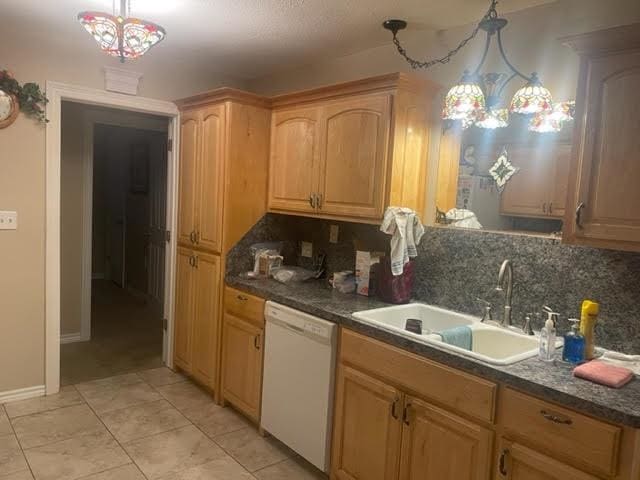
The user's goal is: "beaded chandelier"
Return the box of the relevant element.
[78,0,166,63]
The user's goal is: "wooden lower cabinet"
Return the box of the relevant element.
[498,440,600,480]
[331,365,403,480]
[221,313,264,422]
[173,247,221,390]
[400,397,493,480]
[331,363,492,480]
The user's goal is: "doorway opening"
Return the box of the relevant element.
[59,101,172,386]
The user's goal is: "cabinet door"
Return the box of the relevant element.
[331,365,402,480]
[191,252,221,388]
[547,143,571,219]
[197,104,225,253]
[319,94,391,219]
[174,247,195,371]
[566,50,640,249]
[178,112,199,246]
[268,107,320,214]
[500,144,554,217]
[498,440,600,480]
[221,313,264,421]
[399,397,492,480]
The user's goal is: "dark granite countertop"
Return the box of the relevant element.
[226,275,640,428]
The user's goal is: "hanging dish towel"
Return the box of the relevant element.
[380,207,425,275]
[439,326,473,351]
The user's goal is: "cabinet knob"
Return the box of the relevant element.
[237,295,248,301]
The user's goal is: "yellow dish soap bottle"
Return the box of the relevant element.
[580,300,600,360]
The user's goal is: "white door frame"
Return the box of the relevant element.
[46,81,180,395]
[79,112,170,344]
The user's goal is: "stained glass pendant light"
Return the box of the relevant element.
[78,0,166,63]
[383,0,569,131]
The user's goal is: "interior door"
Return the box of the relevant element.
[148,131,168,318]
[331,364,403,480]
[498,440,600,480]
[318,93,391,219]
[191,252,221,387]
[399,396,493,480]
[567,50,640,247]
[196,104,225,253]
[178,111,199,247]
[174,247,195,372]
[268,106,320,214]
[221,312,263,421]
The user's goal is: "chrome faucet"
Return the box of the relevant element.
[496,260,513,328]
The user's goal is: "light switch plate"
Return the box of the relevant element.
[0,211,17,230]
[329,224,339,244]
[301,241,313,258]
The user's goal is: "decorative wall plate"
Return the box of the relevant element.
[0,89,19,129]
[489,147,518,192]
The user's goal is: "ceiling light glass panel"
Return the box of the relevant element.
[475,107,509,129]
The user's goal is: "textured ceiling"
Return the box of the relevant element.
[2,0,557,79]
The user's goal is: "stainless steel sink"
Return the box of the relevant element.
[353,303,562,366]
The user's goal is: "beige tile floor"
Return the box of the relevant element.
[0,368,327,480]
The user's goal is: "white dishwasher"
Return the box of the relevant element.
[261,301,337,473]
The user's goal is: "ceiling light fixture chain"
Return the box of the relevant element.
[384,0,499,70]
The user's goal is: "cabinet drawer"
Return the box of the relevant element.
[224,286,265,327]
[500,388,622,476]
[340,329,496,424]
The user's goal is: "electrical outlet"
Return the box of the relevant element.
[329,224,339,244]
[0,211,17,230]
[301,241,313,258]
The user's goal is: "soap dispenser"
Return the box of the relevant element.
[538,311,557,363]
[562,319,585,364]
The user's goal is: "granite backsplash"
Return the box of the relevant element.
[227,213,640,353]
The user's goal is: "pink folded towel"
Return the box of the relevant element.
[573,360,634,388]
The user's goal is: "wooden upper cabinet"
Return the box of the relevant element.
[268,73,439,223]
[268,107,320,213]
[197,105,225,253]
[178,113,199,246]
[191,252,221,388]
[563,24,640,252]
[331,365,403,480]
[174,247,195,371]
[500,142,570,219]
[399,396,493,480]
[319,94,391,219]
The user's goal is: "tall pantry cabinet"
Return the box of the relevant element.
[173,89,271,397]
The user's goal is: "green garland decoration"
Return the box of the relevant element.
[0,70,48,123]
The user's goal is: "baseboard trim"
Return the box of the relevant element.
[60,333,88,344]
[0,385,45,403]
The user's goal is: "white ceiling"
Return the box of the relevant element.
[2,0,556,80]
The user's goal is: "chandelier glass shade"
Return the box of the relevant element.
[510,74,553,115]
[78,1,166,63]
[442,72,485,120]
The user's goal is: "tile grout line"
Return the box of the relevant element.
[3,402,38,480]
[3,385,86,421]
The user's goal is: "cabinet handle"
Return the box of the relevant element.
[499,449,509,476]
[308,194,316,209]
[254,334,261,350]
[195,230,200,244]
[575,202,585,229]
[540,409,573,425]
[548,202,553,215]
[237,294,248,301]
[192,255,199,268]
[542,202,547,214]
[188,255,195,267]
[317,193,323,209]
[391,397,400,420]
[402,402,412,425]
[189,230,197,244]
